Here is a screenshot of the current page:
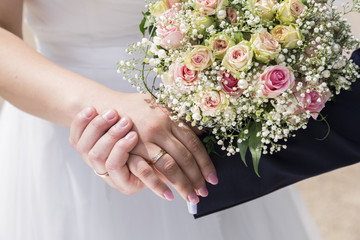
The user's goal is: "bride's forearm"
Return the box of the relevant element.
[0,27,123,127]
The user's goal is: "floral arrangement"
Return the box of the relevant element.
[118,0,360,176]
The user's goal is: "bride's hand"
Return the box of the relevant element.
[69,107,174,200]
[117,93,218,203]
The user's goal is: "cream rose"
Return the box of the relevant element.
[251,29,281,63]
[270,24,304,49]
[222,41,253,77]
[208,33,235,59]
[278,0,306,24]
[184,46,214,71]
[150,1,169,17]
[198,90,228,116]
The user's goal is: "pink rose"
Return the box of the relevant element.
[174,63,199,86]
[161,63,199,93]
[294,88,330,119]
[226,8,238,24]
[156,9,185,49]
[219,71,243,98]
[198,90,228,116]
[194,0,227,15]
[260,65,295,98]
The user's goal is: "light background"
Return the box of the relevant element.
[1,7,359,240]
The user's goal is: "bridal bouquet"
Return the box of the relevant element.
[118,0,360,176]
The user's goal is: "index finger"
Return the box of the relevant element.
[171,122,218,185]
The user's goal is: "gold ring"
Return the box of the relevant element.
[94,170,109,178]
[150,149,166,165]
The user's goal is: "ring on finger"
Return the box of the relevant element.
[150,149,167,165]
[94,170,110,178]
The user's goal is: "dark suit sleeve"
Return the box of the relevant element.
[195,49,360,218]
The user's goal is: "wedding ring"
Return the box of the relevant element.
[150,149,166,165]
[94,170,109,178]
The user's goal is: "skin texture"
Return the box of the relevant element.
[0,0,217,202]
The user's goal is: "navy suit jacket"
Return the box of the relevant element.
[195,49,360,218]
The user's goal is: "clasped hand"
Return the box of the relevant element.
[69,93,218,204]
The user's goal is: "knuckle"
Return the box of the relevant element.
[162,158,178,176]
[88,150,103,164]
[137,166,153,179]
[146,122,162,134]
[181,151,194,168]
[149,179,163,192]
[90,117,107,131]
[188,136,203,154]
[105,160,120,171]
[107,128,123,141]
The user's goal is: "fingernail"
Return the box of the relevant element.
[208,173,219,185]
[80,107,93,119]
[198,186,208,197]
[188,192,199,204]
[164,190,174,201]
[102,110,116,121]
[125,132,136,140]
[117,118,128,128]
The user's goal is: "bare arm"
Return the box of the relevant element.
[0,0,217,202]
[0,6,122,126]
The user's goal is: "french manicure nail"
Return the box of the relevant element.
[102,110,116,121]
[164,190,174,201]
[117,118,128,128]
[80,107,93,119]
[125,132,136,140]
[188,192,199,204]
[198,186,208,197]
[208,173,219,185]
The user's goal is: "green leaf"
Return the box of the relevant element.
[248,121,263,177]
[237,131,249,167]
[139,11,154,37]
[139,16,147,36]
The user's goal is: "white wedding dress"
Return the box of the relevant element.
[0,0,322,239]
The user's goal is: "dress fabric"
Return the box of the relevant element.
[0,0,321,239]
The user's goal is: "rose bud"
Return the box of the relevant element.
[226,7,239,24]
[194,15,215,33]
[277,0,306,24]
[251,29,281,63]
[208,33,235,59]
[270,24,304,49]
